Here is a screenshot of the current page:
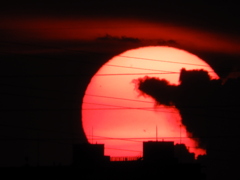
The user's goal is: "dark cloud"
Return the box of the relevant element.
[135,68,240,144]
[136,76,177,106]
[96,34,141,43]
[157,39,178,46]
[135,68,240,177]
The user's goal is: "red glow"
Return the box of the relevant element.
[1,17,240,54]
[82,46,219,158]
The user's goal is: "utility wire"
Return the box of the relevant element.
[1,82,239,113]
[0,40,218,70]
[85,94,153,104]
[82,101,158,112]
[0,123,82,136]
[1,86,239,115]
[95,72,180,76]
[118,55,210,67]
[0,41,217,74]
[105,64,181,73]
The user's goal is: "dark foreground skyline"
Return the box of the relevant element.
[1,140,206,180]
[0,1,240,180]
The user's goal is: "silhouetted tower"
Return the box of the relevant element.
[72,143,109,166]
[143,141,176,164]
[174,144,195,163]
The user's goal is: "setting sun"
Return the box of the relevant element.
[82,46,219,158]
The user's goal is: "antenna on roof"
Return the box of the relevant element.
[92,126,93,144]
[156,125,158,142]
[180,124,181,144]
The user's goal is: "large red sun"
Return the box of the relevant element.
[82,46,219,158]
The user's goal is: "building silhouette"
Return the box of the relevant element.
[68,141,206,179]
[174,143,195,163]
[143,141,176,164]
[72,143,110,166]
[142,141,204,179]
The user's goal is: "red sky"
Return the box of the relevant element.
[1,18,238,158]
[0,3,240,176]
[1,17,240,55]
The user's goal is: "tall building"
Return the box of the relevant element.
[143,141,176,163]
[174,143,195,163]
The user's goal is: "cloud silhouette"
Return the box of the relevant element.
[136,76,177,106]
[135,68,240,152]
[96,34,141,43]
[157,39,178,46]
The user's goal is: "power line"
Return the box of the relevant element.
[85,94,153,104]
[105,64,180,73]
[0,123,82,136]
[118,55,210,67]
[0,40,215,69]
[83,94,240,110]
[95,72,180,76]
[82,101,172,112]
[86,134,239,142]
[1,83,239,116]
[0,44,217,78]
[86,135,190,143]
[82,101,240,119]
[83,101,154,107]
[0,63,188,78]
[86,135,185,143]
